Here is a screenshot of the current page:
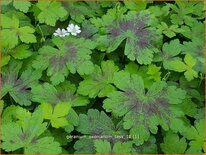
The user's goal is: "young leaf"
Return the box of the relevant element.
[2,60,41,106]
[147,64,161,81]
[167,54,198,81]
[157,22,183,38]
[103,71,186,145]
[2,15,36,49]
[36,1,67,26]
[40,102,71,128]
[77,60,119,98]
[158,39,183,70]
[32,82,87,132]
[105,11,160,64]
[183,53,198,81]
[161,131,187,153]
[170,2,201,26]
[13,1,31,13]
[182,38,204,73]
[2,109,62,154]
[32,37,96,85]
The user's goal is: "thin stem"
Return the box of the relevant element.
[37,24,45,42]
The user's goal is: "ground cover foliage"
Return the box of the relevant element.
[1,0,205,154]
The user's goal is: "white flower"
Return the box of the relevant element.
[67,24,81,36]
[53,28,69,37]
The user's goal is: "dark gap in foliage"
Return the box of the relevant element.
[156,126,164,154]
[186,115,196,126]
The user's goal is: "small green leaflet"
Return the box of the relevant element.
[40,102,71,128]
[77,60,119,98]
[157,22,183,38]
[158,39,182,69]
[36,1,67,26]
[2,109,62,154]
[168,54,198,81]
[32,37,96,85]
[182,38,204,73]
[2,14,36,49]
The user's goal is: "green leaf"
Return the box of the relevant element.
[183,119,205,153]
[18,26,36,43]
[36,1,67,26]
[32,37,96,85]
[31,82,89,106]
[159,39,183,70]
[147,64,161,81]
[77,60,119,98]
[0,100,4,116]
[182,38,204,73]
[94,140,111,154]
[180,99,197,117]
[124,1,147,11]
[2,60,41,106]
[167,54,198,81]
[2,15,36,49]
[157,22,183,38]
[2,105,31,125]
[74,139,95,154]
[105,11,160,64]
[103,71,186,145]
[32,82,86,132]
[170,2,204,26]
[166,60,187,72]
[74,109,128,154]
[184,53,198,81]
[40,102,71,128]
[161,131,187,153]
[64,2,96,23]
[94,140,133,154]
[13,1,31,13]
[132,136,157,154]
[113,141,133,154]
[2,109,62,154]
[10,44,32,59]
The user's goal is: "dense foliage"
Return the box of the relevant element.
[1,0,205,154]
